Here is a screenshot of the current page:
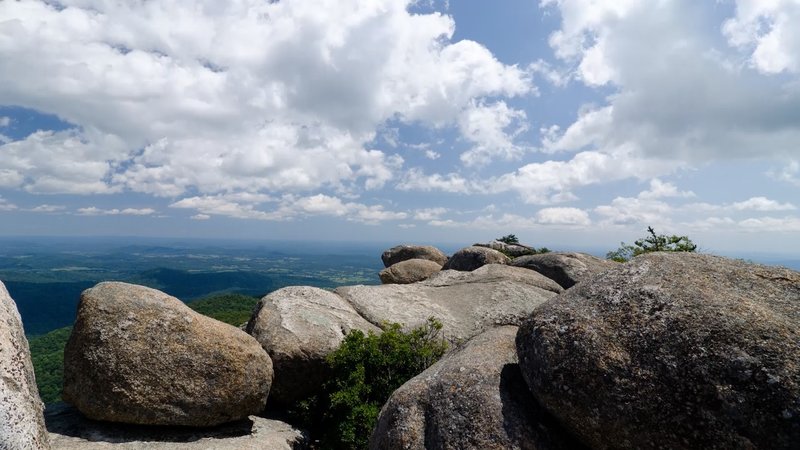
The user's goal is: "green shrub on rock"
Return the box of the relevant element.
[607,226,697,262]
[292,318,448,450]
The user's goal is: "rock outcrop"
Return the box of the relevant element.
[511,252,617,288]
[381,245,448,268]
[246,286,379,406]
[0,280,49,449]
[63,282,272,427]
[370,326,584,450]
[336,269,556,343]
[425,264,564,294]
[516,253,800,449]
[442,246,510,271]
[379,259,442,284]
[45,403,308,449]
[474,240,536,258]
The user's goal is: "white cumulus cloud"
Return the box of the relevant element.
[0,0,533,206]
[77,207,156,216]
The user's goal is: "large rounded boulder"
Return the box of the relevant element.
[511,252,617,288]
[379,259,442,284]
[442,246,510,271]
[0,281,49,449]
[516,253,800,449]
[63,282,273,427]
[381,245,448,268]
[370,326,584,450]
[246,286,380,406]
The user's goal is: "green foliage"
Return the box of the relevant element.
[187,293,260,326]
[497,234,520,245]
[292,318,448,450]
[28,326,72,404]
[607,226,698,262]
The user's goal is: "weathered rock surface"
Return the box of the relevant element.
[379,259,442,284]
[45,403,308,449]
[425,264,564,294]
[0,280,49,449]
[370,326,585,450]
[474,240,537,258]
[516,253,800,449]
[246,286,379,406]
[381,245,448,268]
[511,252,617,288]
[336,272,556,343]
[442,246,510,272]
[63,282,272,427]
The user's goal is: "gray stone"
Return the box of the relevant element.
[442,246,510,272]
[370,326,585,450]
[379,259,442,284]
[511,252,617,288]
[336,273,556,344]
[44,403,307,449]
[0,280,49,449]
[516,253,800,449]
[474,240,538,258]
[381,245,448,268]
[425,264,564,294]
[245,286,379,406]
[63,282,272,427]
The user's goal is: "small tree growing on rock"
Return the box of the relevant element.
[497,234,520,245]
[607,226,697,262]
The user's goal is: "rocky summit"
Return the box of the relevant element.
[5,242,799,449]
[246,286,379,406]
[516,253,800,449]
[0,281,49,450]
[371,326,585,450]
[336,265,556,343]
[63,282,273,427]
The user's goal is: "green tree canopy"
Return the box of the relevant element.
[607,226,697,262]
[497,234,519,245]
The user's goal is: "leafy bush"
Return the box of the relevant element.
[607,226,697,262]
[292,318,448,450]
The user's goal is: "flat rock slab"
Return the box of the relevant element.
[370,326,585,450]
[45,403,307,450]
[517,253,800,449]
[425,264,564,294]
[246,286,380,406]
[0,280,49,449]
[336,277,556,343]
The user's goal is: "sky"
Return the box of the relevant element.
[0,0,799,256]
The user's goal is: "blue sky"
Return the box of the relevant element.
[0,0,799,256]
